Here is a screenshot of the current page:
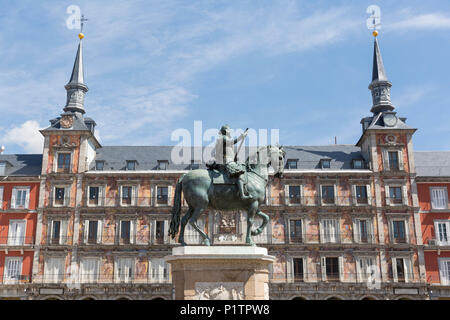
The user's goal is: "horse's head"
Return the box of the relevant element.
[267,144,285,178]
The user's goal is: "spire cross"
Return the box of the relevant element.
[78,14,88,33]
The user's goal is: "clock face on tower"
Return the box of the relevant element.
[383,113,397,127]
[60,115,73,129]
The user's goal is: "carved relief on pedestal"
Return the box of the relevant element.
[195,282,244,300]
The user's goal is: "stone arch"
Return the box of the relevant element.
[115,296,132,300]
[360,296,377,300]
[42,296,64,300]
[291,296,308,300]
[396,296,414,300]
[151,296,167,300]
[79,296,97,300]
[325,295,344,300]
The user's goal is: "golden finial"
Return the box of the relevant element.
[78,33,85,40]
[372,30,379,37]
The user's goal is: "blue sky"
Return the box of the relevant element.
[0,0,449,154]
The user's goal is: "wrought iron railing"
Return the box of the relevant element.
[33,273,171,284]
[0,236,35,246]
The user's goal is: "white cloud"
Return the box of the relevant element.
[389,13,450,30]
[1,120,44,153]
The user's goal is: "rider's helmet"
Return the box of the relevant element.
[220,124,230,136]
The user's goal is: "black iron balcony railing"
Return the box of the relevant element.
[266,196,375,206]
[33,272,171,284]
[0,236,35,246]
[386,197,405,205]
[0,200,34,211]
[0,274,31,284]
[269,272,417,283]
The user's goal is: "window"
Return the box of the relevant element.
[120,220,131,244]
[321,159,331,169]
[324,257,340,282]
[430,187,448,210]
[288,186,301,204]
[321,219,339,243]
[155,221,165,244]
[388,151,399,170]
[389,186,403,204]
[157,186,168,205]
[8,220,26,245]
[12,187,30,209]
[84,220,102,244]
[392,257,412,283]
[289,219,303,243]
[190,160,200,170]
[439,259,450,285]
[116,258,134,282]
[0,162,5,176]
[293,258,304,282]
[88,186,100,206]
[357,257,376,283]
[95,161,104,171]
[286,159,298,169]
[321,185,335,204]
[435,221,450,246]
[50,220,61,244]
[80,258,99,283]
[150,258,168,283]
[355,186,368,204]
[54,187,66,206]
[57,153,71,173]
[44,257,64,283]
[356,219,369,243]
[392,220,406,243]
[157,160,168,170]
[126,160,136,170]
[121,186,133,205]
[353,159,364,169]
[4,257,23,283]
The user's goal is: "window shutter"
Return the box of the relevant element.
[319,220,324,243]
[333,184,337,205]
[25,187,30,209]
[383,150,389,171]
[367,184,372,206]
[0,187,3,209]
[300,184,305,206]
[284,184,290,205]
[164,220,169,243]
[168,186,173,205]
[392,258,398,282]
[398,150,404,171]
[47,220,52,243]
[132,186,137,206]
[356,258,362,283]
[369,219,375,243]
[321,257,327,281]
[61,220,68,245]
[354,219,360,243]
[385,186,390,206]
[83,220,89,244]
[334,219,340,243]
[130,220,136,244]
[287,257,294,283]
[97,220,103,244]
[11,187,17,209]
[339,256,344,282]
[351,185,357,205]
[402,185,408,205]
[99,186,104,206]
[404,258,412,283]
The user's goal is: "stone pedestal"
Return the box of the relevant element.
[165,246,275,300]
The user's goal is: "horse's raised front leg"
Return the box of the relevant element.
[178,207,193,246]
[190,207,211,246]
[246,201,259,246]
[251,209,269,236]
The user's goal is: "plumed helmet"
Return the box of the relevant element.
[220,124,230,135]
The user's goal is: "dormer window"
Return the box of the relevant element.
[353,159,364,169]
[190,160,200,170]
[320,159,331,169]
[158,160,168,170]
[286,159,298,169]
[95,161,104,171]
[0,162,6,176]
[126,161,136,171]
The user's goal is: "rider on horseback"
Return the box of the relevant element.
[215,124,253,200]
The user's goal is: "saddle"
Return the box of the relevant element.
[206,161,239,185]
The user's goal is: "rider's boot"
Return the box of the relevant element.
[238,176,253,200]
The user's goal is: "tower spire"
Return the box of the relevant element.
[368,31,394,115]
[63,33,88,115]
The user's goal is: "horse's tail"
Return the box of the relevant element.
[169,174,185,239]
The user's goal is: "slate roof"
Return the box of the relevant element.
[0,154,42,176]
[414,151,450,177]
[366,112,414,131]
[91,145,365,171]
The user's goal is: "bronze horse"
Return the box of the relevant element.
[169,145,285,246]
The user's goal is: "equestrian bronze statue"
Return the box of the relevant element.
[169,126,285,246]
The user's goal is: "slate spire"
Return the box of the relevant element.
[368,34,394,114]
[63,35,88,115]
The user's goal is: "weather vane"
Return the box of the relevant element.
[78,14,88,39]
[366,5,381,37]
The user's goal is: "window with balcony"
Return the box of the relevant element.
[157,186,169,205]
[3,257,23,283]
[11,187,30,209]
[355,186,369,204]
[80,258,100,283]
[355,219,371,243]
[88,186,100,206]
[121,186,134,206]
[54,187,66,206]
[392,220,407,244]
[439,259,450,285]
[288,186,301,204]
[323,257,340,282]
[8,220,26,245]
[120,220,131,244]
[293,258,304,282]
[84,220,102,244]
[320,219,339,243]
[356,257,376,283]
[95,161,104,171]
[286,159,298,169]
[44,257,64,283]
[150,258,168,283]
[435,221,450,246]
[155,221,165,244]
[57,153,71,173]
[289,219,303,243]
[115,257,134,283]
[50,220,61,245]
[431,187,449,210]
[321,185,335,204]
[392,257,412,283]
[389,186,403,205]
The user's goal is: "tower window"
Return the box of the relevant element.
[388,151,399,170]
[57,153,71,173]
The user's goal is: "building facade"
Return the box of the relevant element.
[0,33,443,300]
[0,154,41,299]
[415,152,450,300]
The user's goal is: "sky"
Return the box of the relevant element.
[0,0,449,154]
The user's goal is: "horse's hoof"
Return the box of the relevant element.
[204,239,211,246]
[251,228,262,236]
